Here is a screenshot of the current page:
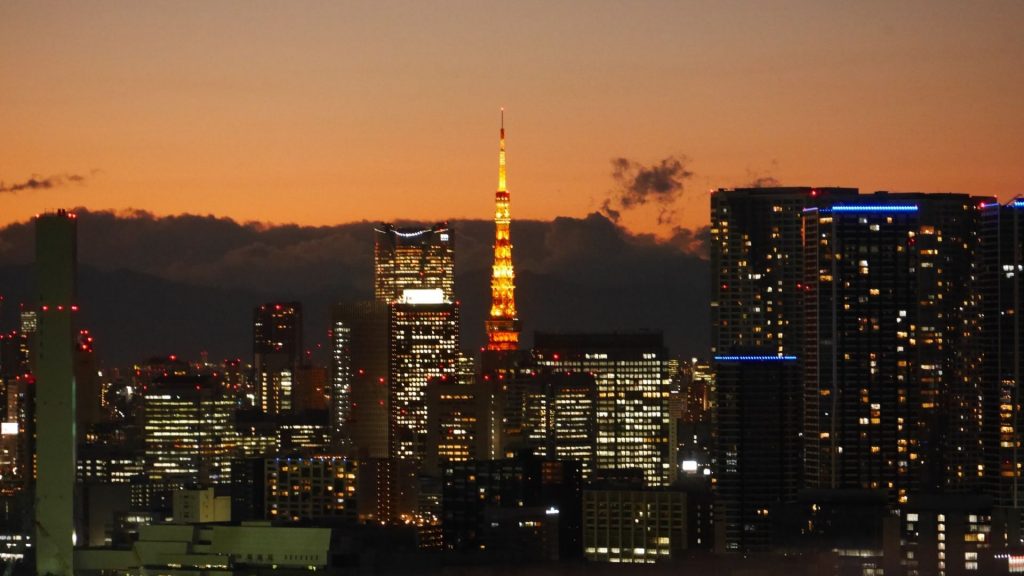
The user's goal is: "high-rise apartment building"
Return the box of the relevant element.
[710,187,857,552]
[710,187,859,357]
[33,210,78,576]
[714,354,801,552]
[253,302,303,415]
[263,456,357,524]
[802,193,988,501]
[976,199,1024,508]
[533,333,671,486]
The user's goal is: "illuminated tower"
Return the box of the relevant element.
[485,110,521,351]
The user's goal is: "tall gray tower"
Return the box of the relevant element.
[34,210,77,576]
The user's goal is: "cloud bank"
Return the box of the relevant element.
[0,210,709,365]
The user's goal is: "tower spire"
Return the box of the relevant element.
[498,108,507,193]
[486,109,520,352]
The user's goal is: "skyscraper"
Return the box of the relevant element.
[388,297,460,462]
[714,353,801,551]
[710,187,858,357]
[253,302,302,415]
[34,210,78,576]
[424,375,490,476]
[330,301,389,455]
[373,223,453,304]
[486,110,521,352]
[533,333,671,486]
[142,374,236,488]
[710,186,856,552]
[802,193,988,501]
[373,221,460,465]
[971,199,1021,507]
[522,370,598,479]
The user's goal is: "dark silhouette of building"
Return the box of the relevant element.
[714,353,801,552]
[34,210,78,576]
[442,453,582,561]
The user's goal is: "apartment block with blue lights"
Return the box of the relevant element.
[802,193,990,502]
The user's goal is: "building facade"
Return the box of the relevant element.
[533,333,672,486]
[142,375,237,488]
[253,302,303,415]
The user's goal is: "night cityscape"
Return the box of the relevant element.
[2,2,1024,576]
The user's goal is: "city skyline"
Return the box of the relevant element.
[4,3,1024,574]
[2,1,1023,237]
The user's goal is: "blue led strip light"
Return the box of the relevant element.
[830,205,918,213]
[714,355,798,362]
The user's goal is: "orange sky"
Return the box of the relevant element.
[2,1,1022,236]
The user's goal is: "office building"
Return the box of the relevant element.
[331,301,389,455]
[171,487,230,524]
[374,220,460,466]
[501,369,599,479]
[75,523,336,575]
[442,454,582,560]
[533,333,671,486]
[142,375,237,489]
[583,488,706,564]
[34,210,78,576]
[374,223,453,304]
[389,298,460,462]
[675,359,715,478]
[75,328,104,434]
[253,302,302,415]
[293,364,328,413]
[218,358,252,406]
[424,375,490,476]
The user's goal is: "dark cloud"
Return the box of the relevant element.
[666,225,711,259]
[749,175,781,188]
[600,156,693,223]
[746,162,781,188]
[0,210,710,366]
[0,172,93,194]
